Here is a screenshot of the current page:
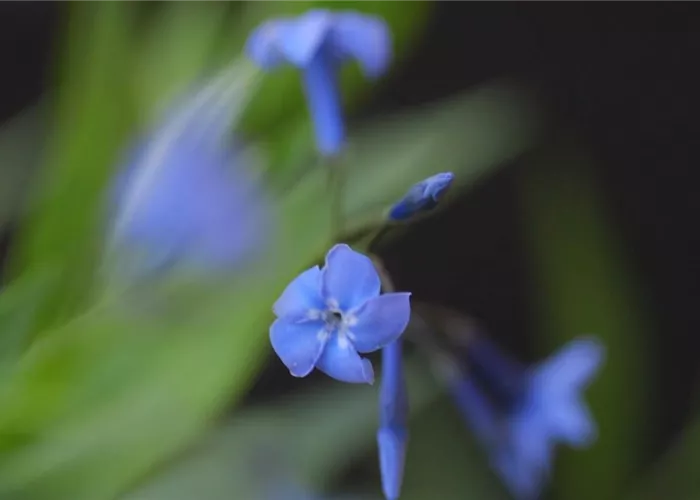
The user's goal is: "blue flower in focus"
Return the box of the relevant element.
[246,9,391,156]
[270,244,410,384]
[109,70,270,276]
[388,172,454,221]
[377,339,408,500]
[451,337,604,499]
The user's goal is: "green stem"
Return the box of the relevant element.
[327,158,345,236]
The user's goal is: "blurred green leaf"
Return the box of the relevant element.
[132,2,236,120]
[0,272,56,370]
[123,357,439,500]
[627,415,700,500]
[10,2,137,334]
[400,398,507,500]
[518,147,650,500]
[0,173,333,500]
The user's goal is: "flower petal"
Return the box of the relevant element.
[425,171,455,200]
[276,10,333,67]
[321,244,381,310]
[387,184,425,221]
[509,416,553,472]
[302,53,345,156]
[535,337,605,392]
[493,451,545,500]
[331,12,392,78]
[550,397,597,447]
[388,172,454,221]
[272,266,324,320]
[450,377,498,445]
[349,292,411,353]
[269,319,327,377]
[315,334,374,384]
[377,426,407,500]
[245,20,290,70]
[113,136,268,273]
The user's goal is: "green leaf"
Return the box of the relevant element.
[0,272,56,369]
[0,174,333,500]
[132,2,236,121]
[400,397,507,500]
[9,2,137,333]
[627,415,700,500]
[517,147,651,500]
[122,357,439,500]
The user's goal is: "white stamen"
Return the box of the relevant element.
[337,332,350,350]
[344,313,358,327]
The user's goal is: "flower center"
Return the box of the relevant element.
[323,308,344,329]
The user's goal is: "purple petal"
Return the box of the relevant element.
[273,266,324,320]
[276,10,333,67]
[493,452,545,500]
[245,20,290,70]
[425,172,455,201]
[331,12,392,78]
[535,337,605,392]
[114,137,268,272]
[302,53,345,156]
[509,416,553,472]
[377,426,407,500]
[550,398,597,447]
[450,377,498,445]
[315,334,374,384]
[321,244,381,310]
[269,319,327,377]
[349,293,411,353]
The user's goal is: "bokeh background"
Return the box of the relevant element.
[0,2,698,500]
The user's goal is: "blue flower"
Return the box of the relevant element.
[450,337,604,499]
[270,244,410,384]
[246,9,391,156]
[377,339,408,500]
[109,71,270,276]
[388,172,454,221]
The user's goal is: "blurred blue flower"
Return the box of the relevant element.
[270,244,410,384]
[246,9,391,155]
[388,172,454,221]
[451,337,604,499]
[377,339,408,500]
[109,71,270,277]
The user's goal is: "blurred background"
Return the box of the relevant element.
[0,2,698,500]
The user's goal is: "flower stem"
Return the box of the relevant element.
[327,158,345,235]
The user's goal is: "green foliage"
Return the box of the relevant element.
[124,358,438,500]
[0,2,551,500]
[9,2,137,334]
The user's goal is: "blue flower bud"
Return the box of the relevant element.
[388,172,454,221]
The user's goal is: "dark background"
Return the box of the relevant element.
[0,0,697,489]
